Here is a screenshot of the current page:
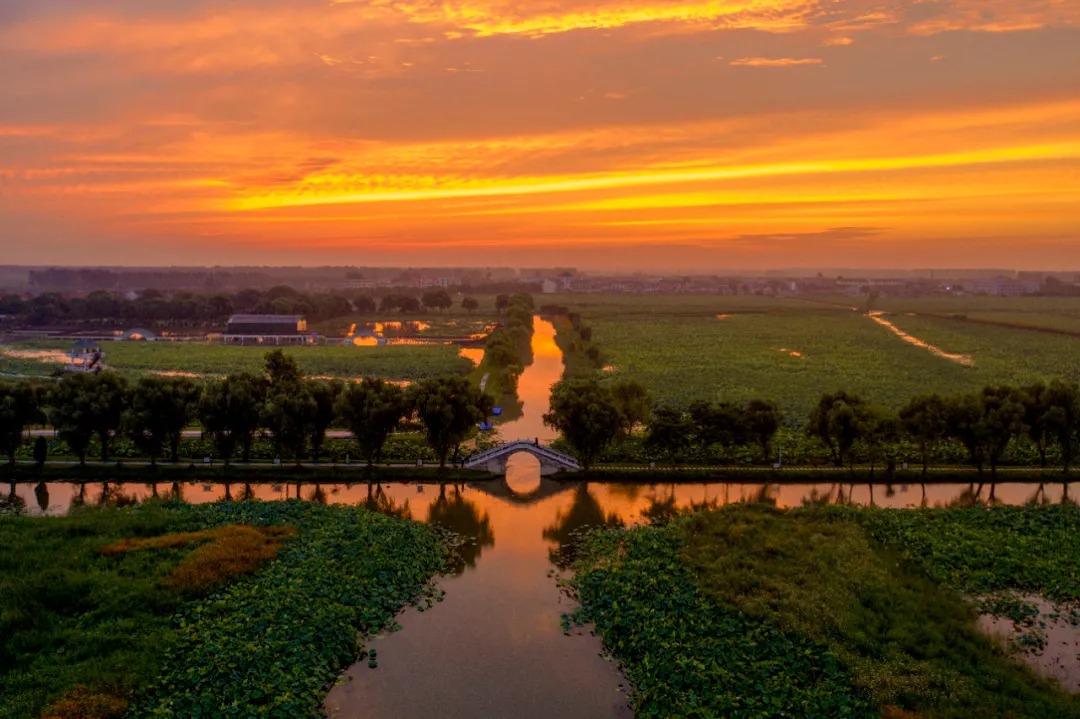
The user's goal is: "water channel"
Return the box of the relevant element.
[7,315,1079,716]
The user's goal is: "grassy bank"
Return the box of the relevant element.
[568,504,1080,718]
[0,501,448,719]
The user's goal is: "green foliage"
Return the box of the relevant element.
[0,382,43,464]
[133,501,446,719]
[570,505,1080,719]
[123,376,199,464]
[835,504,1080,602]
[336,378,408,465]
[0,503,201,719]
[568,519,876,718]
[198,373,266,464]
[408,376,493,466]
[543,378,623,469]
[682,507,1077,717]
[47,373,128,463]
[0,501,448,719]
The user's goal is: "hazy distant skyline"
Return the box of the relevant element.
[2,1,1078,269]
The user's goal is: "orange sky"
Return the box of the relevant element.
[1,0,1078,270]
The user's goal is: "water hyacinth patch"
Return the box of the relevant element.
[566,522,876,718]
[133,501,448,718]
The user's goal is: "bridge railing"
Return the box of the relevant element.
[465,439,581,468]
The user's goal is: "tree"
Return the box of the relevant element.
[262,385,316,461]
[307,380,343,463]
[543,378,622,470]
[1045,380,1080,473]
[421,289,453,312]
[198,373,266,465]
[495,294,510,312]
[1018,383,1053,467]
[261,350,313,460]
[409,376,493,467]
[610,380,651,436]
[743,399,782,464]
[900,394,949,476]
[461,296,479,313]
[0,381,42,465]
[336,379,408,465]
[980,386,1026,477]
[353,294,376,313]
[33,436,47,467]
[944,392,990,476]
[645,405,693,467]
[856,405,898,475]
[690,400,745,455]
[46,373,127,464]
[807,391,866,467]
[123,376,200,465]
[264,349,302,388]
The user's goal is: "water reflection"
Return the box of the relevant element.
[362,483,412,520]
[428,484,494,574]
[542,484,622,567]
[34,482,49,513]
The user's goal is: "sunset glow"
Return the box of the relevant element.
[2,1,1078,269]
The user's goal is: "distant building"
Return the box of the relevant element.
[967,277,1039,297]
[224,314,313,345]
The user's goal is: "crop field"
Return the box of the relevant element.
[549,294,1080,420]
[0,340,474,381]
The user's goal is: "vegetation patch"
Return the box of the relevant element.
[566,518,876,718]
[0,500,447,719]
[99,524,296,596]
[569,505,1079,718]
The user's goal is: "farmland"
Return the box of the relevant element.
[0,340,474,381]
[545,293,1080,419]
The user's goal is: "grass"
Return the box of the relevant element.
[569,504,1080,718]
[0,500,448,719]
[0,340,474,381]
[0,503,201,719]
[545,293,1080,419]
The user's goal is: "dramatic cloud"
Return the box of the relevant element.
[1,0,1079,269]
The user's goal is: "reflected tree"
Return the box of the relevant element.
[428,485,494,574]
[34,481,49,513]
[542,484,622,567]
[362,483,412,520]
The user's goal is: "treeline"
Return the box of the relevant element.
[0,286,488,328]
[552,312,605,378]
[542,378,1080,475]
[0,351,492,468]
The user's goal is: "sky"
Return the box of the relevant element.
[1,0,1079,271]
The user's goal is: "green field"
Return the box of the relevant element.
[569,503,1080,718]
[0,340,474,381]
[546,294,1080,420]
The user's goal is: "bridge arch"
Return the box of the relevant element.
[464,440,581,476]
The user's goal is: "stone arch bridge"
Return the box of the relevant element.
[464,440,581,476]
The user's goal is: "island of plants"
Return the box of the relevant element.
[0,500,449,719]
